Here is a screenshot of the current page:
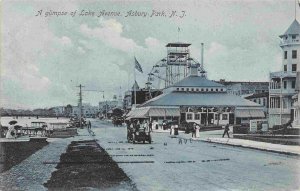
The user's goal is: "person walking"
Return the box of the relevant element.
[222,124,230,138]
[149,121,153,132]
[192,123,197,138]
[88,121,91,130]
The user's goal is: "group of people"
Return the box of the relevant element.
[126,119,153,132]
[125,119,231,138]
[191,123,231,138]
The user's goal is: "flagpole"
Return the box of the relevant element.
[134,57,137,107]
[295,0,297,19]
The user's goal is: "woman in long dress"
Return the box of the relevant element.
[6,121,17,139]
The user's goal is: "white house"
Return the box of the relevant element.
[269,19,300,127]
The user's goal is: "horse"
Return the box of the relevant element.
[271,120,293,136]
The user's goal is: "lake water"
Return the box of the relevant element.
[0,117,70,127]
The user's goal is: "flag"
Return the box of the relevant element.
[134,57,143,73]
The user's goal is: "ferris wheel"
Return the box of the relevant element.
[145,58,168,90]
[145,57,206,90]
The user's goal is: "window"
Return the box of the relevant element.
[181,88,184,91]
[191,88,194,91]
[263,98,266,106]
[292,80,296,89]
[292,64,297,72]
[284,65,287,72]
[222,114,228,120]
[258,99,261,104]
[201,88,204,91]
[187,113,193,120]
[221,89,223,91]
[215,114,219,120]
[284,51,287,59]
[216,89,218,92]
[195,114,200,120]
[292,35,296,39]
[176,88,179,91]
[187,88,189,91]
[196,88,199,91]
[284,81,287,89]
[253,99,256,103]
[211,88,213,91]
[292,50,297,59]
[206,88,208,91]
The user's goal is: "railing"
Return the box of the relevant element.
[269,82,281,89]
[167,49,189,54]
[269,108,292,114]
[270,71,297,79]
[269,88,296,95]
[280,39,300,46]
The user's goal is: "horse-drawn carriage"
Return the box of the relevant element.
[112,117,123,127]
[127,121,151,144]
[23,122,47,136]
[269,120,293,136]
[69,117,86,128]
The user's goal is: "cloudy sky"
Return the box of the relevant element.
[0,0,296,109]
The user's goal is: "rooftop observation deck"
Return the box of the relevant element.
[166,42,191,47]
[279,39,300,46]
[269,81,296,95]
[270,71,297,79]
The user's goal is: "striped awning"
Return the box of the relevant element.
[126,107,150,119]
[149,108,180,117]
[126,106,180,119]
[235,109,265,118]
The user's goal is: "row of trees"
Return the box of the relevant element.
[0,104,74,117]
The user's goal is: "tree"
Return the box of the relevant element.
[112,108,123,117]
[64,104,73,117]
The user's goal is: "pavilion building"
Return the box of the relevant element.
[127,65,264,126]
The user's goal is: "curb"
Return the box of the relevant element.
[201,139,300,156]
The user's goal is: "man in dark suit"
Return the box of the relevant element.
[222,124,230,138]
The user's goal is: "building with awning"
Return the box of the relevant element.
[126,106,180,120]
[134,66,264,125]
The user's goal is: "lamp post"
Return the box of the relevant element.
[280,75,283,125]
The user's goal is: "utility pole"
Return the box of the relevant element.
[280,76,283,125]
[77,84,85,128]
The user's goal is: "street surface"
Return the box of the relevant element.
[91,119,300,191]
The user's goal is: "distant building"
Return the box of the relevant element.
[72,103,100,118]
[123,81,162,111]
[269,19,299,127]
[98,100,119,118]
[217,80,269,96]
[244,92,269,115]
[51,106,65,116]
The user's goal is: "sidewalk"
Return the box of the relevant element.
[170,129,300,156]
[202,137,300,156]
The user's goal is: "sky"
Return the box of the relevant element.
[0,0,297,109]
